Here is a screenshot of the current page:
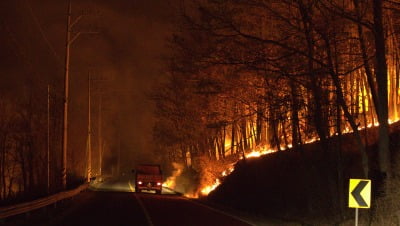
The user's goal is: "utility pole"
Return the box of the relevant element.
[61,0,72,191]
[98,94,102,176]
[89,75,110,177]
[62,0,98,190]
[47,85,50,194]
[117,127,121,176]
[87,72,92,182]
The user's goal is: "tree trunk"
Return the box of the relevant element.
[281,120,289,149]
[298,0,327,142]
[272,115,281,151]
[361,73,369,141]
[222,126,226,158]
[290,80,300,148]
[373,0,391,179]
[335,88,345,219]
[256,104,264,145]
[323,35,369,177]
[354,0,379,118]
[19,142,28,195]
[27,139,35,194]
[241,119,248,150]
[231,122,236,155]
[396,48,400,118]
[0,134,5,200]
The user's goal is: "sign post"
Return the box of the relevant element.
[348,179,371,226]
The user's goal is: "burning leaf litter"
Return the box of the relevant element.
[163,119,398,198]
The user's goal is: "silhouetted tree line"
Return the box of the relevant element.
[0,87,65,204]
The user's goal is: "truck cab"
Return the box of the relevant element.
[135,164,163,194]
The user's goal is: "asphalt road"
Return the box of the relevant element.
[4,178,252,226]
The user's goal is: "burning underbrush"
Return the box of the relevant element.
[163,162,200,196]
[195,156,237,198]
[163,120,400,200]
[163,139,333,199]
[163,159,232,198]
[163,146,278,198]
[161,121,400,224]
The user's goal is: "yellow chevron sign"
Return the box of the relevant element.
[348,179,371,208]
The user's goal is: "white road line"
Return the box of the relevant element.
[134,194,154,226]
[130,180,154,226]
[129,181,250,225]
[184,198,256,226]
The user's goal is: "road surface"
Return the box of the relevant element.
[5,177,253,226]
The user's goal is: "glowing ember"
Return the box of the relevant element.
[184,193,199,199]
[245,148,276,159]
[305,137,319,144]
[200,179,221,196]
[198,147,277,196]
[222,167,234,177]
[162,178,175,188]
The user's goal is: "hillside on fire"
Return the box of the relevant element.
[152,1,400,225]
[1,0,400,225]
[207,122,400,225]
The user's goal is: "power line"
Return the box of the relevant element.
[24,0,64,68]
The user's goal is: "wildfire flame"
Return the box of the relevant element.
[162,162,183,188]
[199,147,277,197]
[200,179,221,196]
[244,148,275,159]
[164,117,399,198]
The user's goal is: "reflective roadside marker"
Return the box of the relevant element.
[349,179,371,208]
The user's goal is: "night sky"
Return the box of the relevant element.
[0,0,175,172]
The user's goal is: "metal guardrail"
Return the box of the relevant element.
[0,183,88,219]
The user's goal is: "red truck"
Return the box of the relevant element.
[135,164,163,194]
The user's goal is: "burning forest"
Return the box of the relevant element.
[1,0,400,224]
[153,0,400,202]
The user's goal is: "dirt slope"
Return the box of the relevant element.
[207,122,400,224]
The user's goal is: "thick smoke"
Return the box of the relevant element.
[0,0,174,177]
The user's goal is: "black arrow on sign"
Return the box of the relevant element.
[351,180,368,207]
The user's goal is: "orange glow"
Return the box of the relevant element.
[343,127,351,133]
[200,179,221,196]
[175,114,400,198]
[165,40,400,199]
[184,193,199,199]
[221,167,234,176]
[163,162,183,189]
[245,148,276,159]
[193,118,400,197]
[195,146,277,197]
[304,137,319,144]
